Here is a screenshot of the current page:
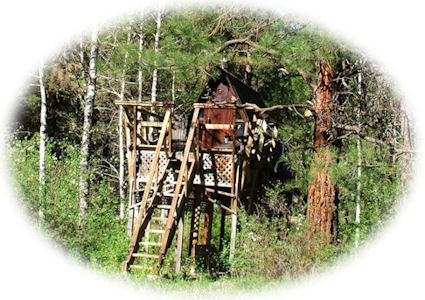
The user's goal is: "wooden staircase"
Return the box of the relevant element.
[122,108,200,272]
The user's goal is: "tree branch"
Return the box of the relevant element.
[238,102,314,117]
[335,124,388,146]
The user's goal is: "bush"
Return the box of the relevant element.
[8,134,128,271]
[233,210,337,280]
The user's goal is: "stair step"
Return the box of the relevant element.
[129,265,151,270]
[139,241,162,247]
[156,204,171,209]
[131,253,160,259]
[147,229,165,234]
[151,217,168,222]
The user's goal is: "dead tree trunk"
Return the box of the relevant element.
[305,59,337,244]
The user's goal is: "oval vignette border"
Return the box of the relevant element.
[0,1,424,300]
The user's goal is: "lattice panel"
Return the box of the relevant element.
[137,150,169,183]
[194,153,233,187]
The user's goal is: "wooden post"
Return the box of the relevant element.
[219,210,225,252]
[189,195,201,274]
[206,202,213,245]
[229,110,238,263]
[175,216,184,273]
[122,110,171,271]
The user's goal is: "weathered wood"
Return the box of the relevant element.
[129,145,166,151]
[123,110,171,271]
[229,157,240,262]
[139,121,164,127]
[115,100,174,107]
[206,197,236,214]
[204,187,235,198]
[204,124,234,130]
[219,210,226,252]
[175,217,184,272]
[194,103,237,109]
[159,108,200,262]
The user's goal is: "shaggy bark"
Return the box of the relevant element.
[306,59,337,244]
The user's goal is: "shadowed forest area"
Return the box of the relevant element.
[8,6,413,290]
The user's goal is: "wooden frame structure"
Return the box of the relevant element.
[117,69,279,274]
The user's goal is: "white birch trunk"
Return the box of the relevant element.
[79,37,86,95]
[138,22,144,102]
[38,61,47,219]
[149,9,162,141]
[78,26,98,222]
[355,71,362,248]
[137,21,144,143]
[119,32,130,220]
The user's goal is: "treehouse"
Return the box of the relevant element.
[115,68,280,274]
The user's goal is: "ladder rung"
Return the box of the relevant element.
[156,204,171,209]
[129,265,149,270]
[131,253,160,259]
[147,229,165,234]
[139,241,162,247]
[204,123,234,130]
[151,217,168,222]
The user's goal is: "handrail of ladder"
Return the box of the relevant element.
[124,110,171,265]
[158,108,200,262]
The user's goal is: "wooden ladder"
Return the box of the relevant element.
[122,108,200,272]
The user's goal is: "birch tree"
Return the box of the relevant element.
[78,25,99,222]
[137,20,144,143]
[38,60,47,218]
[355,71,362,248]
[118,31,131,220]
[149,8,162,141]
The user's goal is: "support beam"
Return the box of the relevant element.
[175,216,184,273]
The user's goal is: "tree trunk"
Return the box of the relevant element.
[38,60,47,218]
[119,32,130,220]
[244,44,252,87]
[137,20,144,144]
[149,8,162,141]
[355,71,362,248]
[78,26,98,223]
[306,59,337,244]
[400,103,412,201]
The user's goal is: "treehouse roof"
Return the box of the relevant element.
[198,68,265,108]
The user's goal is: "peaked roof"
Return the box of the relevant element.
[198,68,266,108]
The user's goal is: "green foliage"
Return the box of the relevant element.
[233,210,337,280]
[9,135,128,271]
[11,7,408,287]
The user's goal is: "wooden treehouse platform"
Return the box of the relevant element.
[116,68,280,275]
